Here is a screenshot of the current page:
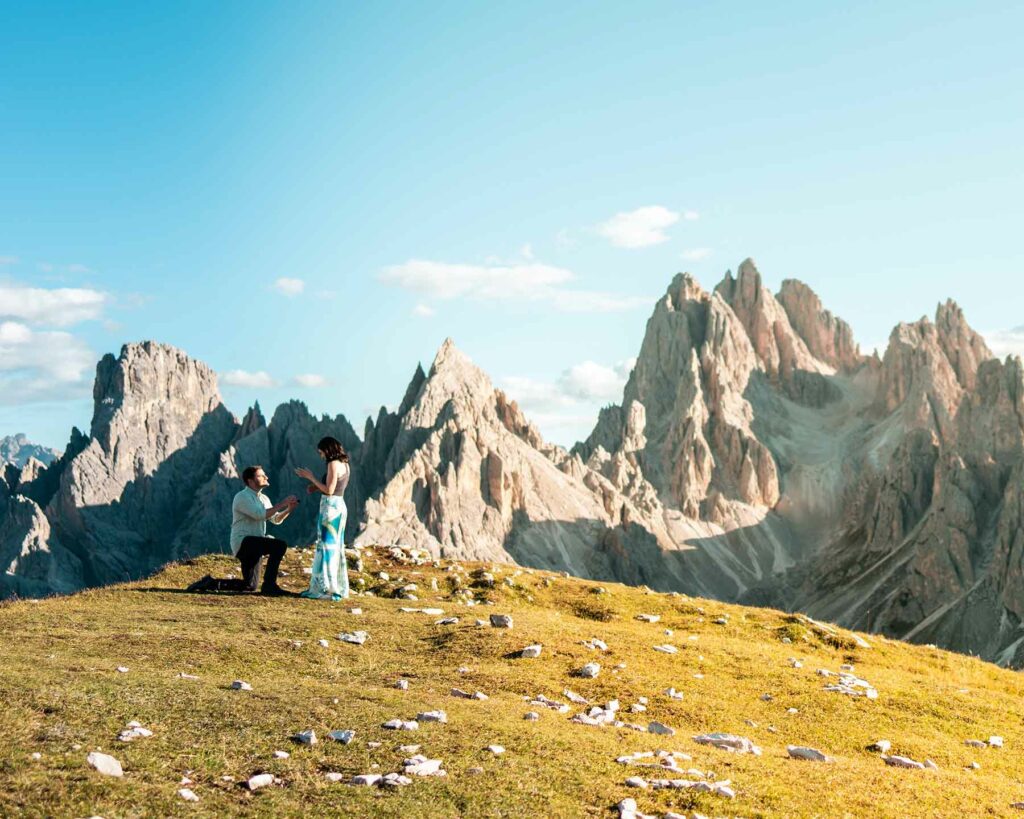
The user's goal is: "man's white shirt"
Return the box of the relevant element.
[230,487,286,555]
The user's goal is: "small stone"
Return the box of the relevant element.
[324,772,346,782]
[617,798,638,816]
[524,711,540,721]
[273,750,290,759]
[247,773,274,791]
[786,707,799,715]
[417,710,447,723]
[338,631,369,645]
[87,751,123,777]
[178,672,200,680]
[350,773,382,786]
[116,666,129,674]
[635,614,660,623]
[577,662,600,679]
[382,719,419,731]
[179,788,200,802]
[582,638,608,651]
[349,607,363,615]
[327,730,355,744]
[968,761,981,770]
[30,752,41,760]
[395,679,410,690]
[381,773,412,787]
[989,736,1005,748]
[231,680,253,691]
[924,759,939,770]
[648,721,675,736]
[467,766,485,775]
[653,644,678,654]
[436,617,459,625]
[965,739,987,748]
[625,776,647,788]
[665,687,683,700]
[882,755,925,769]
[318,639,330,648]
[787,745,830,762]
[486,745,505,754]
[489,614,514,629]
[693,732,762,755]
[292,730,317,745]
[868,739,891,753]
[519,644,543,659]
[403,755,445,777]
[713,617,729,625]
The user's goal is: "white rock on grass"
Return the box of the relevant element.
[582,638,608,651]
[318,639,330,648]
[524,711,540,721]
[273,750,290,759]
[395,679,410,690]
[338,631,368,645]
[381,773,412,787]
[436,617,459,625]
[965,739,987,748]
[416,710,447,723]
[403,754,446,777]
[382,719,419,731]
[292,730,317,745]
[924,759,939,770]
[625,776,648,788]
[118,723,154,742]
[248,773,275,791]
[116,666,129,674]
[882,755,926,769]
[451,688,488,700]
[350,773,382,786]
[177,672,200,680]
[490,614,514,629]
[87,751,123,777]
[486,745,505,754]
[231,680,253,691]
[529,694,570,713]
[868,739,892,753]
[519,644,543,659]
[327,730,355,744]
[635,614,660,623]
[648,722,675,736]
[653,645,678,654]
[563,689,589,705]
[693,733,762,755]
[324,772,346,782]
[990,736,1005,747]
[787,745,830,762]
[179,788,200,802]
[665,687,683,700]
[577,662,600,679]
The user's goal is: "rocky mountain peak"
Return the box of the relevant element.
[0,434,60,469]
[934,298,992,392]
[777,278,862,372]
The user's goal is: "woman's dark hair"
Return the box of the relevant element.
[317,436,349,463]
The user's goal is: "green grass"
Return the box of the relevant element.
[2,547,1024,818]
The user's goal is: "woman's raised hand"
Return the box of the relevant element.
[294,466,314,481]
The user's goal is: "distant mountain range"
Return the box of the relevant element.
[0,434,60,469]
[3,258,1023,669]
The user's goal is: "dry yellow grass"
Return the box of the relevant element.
[1,546,1023,818]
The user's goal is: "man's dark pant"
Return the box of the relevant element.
[237,535,287,592]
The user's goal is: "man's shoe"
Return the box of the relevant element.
[260,585,293,597]
[186,574,214,593]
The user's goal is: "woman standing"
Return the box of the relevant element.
[294,436,352,601]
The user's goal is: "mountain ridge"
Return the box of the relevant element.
[3,259,1022,671]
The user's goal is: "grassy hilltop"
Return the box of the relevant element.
[2,546,1024,818]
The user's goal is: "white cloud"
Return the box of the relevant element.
[412,303,435,318]
[681,247,713,261]
[520,243,534,260]
[380,259,650,314]
[500,358,634,417]
[0,285,107,326]
[557,359,636,402]
[292,373,327,388]
[596,205,680,248]
[985,327,1024,359]
[273,277,305,297]
[0,321,95,404]
[221,369,278,389]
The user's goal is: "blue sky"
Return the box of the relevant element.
[2,1,1023,450]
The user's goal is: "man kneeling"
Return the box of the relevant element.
[188,464,297,595]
